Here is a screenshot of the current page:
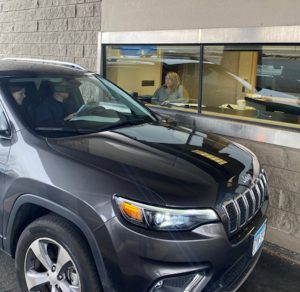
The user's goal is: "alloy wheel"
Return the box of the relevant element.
[24,237,81,292]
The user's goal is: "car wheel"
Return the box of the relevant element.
[15,213,102,292]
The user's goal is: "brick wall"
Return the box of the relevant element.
[232,137,300,253]
[0,0,101,71]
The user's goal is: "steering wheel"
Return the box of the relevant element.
[76,105,106,116]
[64,106,127,125]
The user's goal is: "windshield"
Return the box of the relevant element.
[4,74,156,137]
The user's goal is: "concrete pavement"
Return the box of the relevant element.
[239,249,300,292]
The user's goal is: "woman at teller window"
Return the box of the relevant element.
[153,72,189,104]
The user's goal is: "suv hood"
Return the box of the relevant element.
[47,123,257,208]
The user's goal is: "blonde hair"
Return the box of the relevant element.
[165,72,180,92]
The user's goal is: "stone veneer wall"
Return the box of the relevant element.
[0,0,101,71]
[231,137,300,253]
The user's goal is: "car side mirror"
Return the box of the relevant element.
[0,113,11,138]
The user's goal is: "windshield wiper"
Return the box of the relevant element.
[94,117,153,132]
[34,127,95,134]
[35,116,154,134]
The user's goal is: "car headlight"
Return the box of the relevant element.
[114,196,219,231]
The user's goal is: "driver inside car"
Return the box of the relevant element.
[35,82,76,127]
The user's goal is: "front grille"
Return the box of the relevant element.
[162,274,195,288]
[245,190,255,217]
[236,195,247,226]
[252,186,260,212]
[225,201,239,231]
[223,170,268,234]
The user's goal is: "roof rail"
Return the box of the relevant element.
[2,57,87,71]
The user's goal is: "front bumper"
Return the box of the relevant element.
[94,206,267,292]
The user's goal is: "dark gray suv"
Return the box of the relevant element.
[0,59,268,292]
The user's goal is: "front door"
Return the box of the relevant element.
[0,105,11,248]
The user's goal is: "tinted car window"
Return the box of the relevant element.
[4,75,156,137]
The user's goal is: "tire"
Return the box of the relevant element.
[15,213,102,292]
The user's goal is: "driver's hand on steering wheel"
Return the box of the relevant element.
[160,100,171,106]
[64,112,77,121]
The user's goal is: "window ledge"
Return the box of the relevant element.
[149,106,300,150]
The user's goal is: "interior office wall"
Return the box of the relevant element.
[102,0,300,32]
[0,0,101,71]
[106,62,162,95]
[178,63,199,102]
[220,51,258,101]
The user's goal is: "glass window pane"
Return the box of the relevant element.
[105,45,200,112]
[3,75,155,137]
[202,45,300,129]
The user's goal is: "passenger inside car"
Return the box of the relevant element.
[35,81,77,127]
[9,84,26,106]
[8,83,38,126]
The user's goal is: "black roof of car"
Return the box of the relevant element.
[0,60,89,77]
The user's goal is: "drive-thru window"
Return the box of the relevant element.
[104,44,300,130]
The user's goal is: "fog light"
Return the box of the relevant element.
[150,273,205,292]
